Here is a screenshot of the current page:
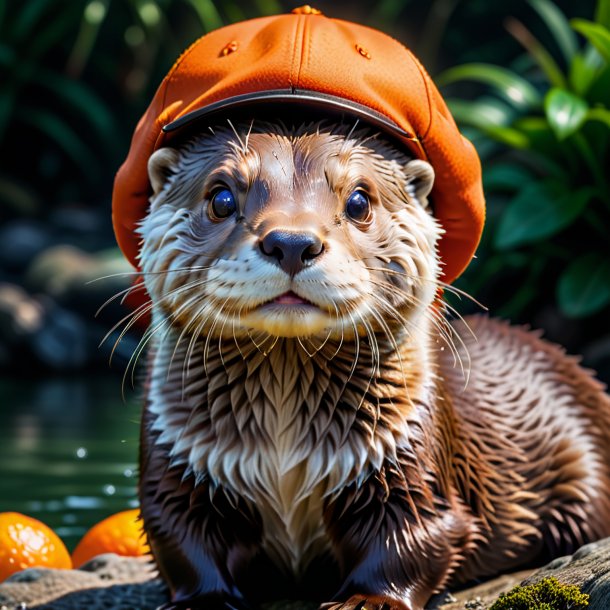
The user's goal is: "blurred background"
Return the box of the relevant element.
[0,0,608,550]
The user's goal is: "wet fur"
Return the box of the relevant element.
[132,122,610,610]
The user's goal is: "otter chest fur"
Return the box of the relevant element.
[146,320,430,575]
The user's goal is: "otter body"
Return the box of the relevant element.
[135,123,610,610]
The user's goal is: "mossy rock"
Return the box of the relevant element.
[489,576,589,610]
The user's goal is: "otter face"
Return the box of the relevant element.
[139,122,442,340]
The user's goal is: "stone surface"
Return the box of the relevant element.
[3,539,610,610]
[433,536,610,609]
[429,570,533,609]
[0,554,168,610]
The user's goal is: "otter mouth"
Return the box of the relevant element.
[270,290,314,306]
[242,290,330,337]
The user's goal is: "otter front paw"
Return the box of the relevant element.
[321,595,415,610]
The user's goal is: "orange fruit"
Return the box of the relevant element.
[71,509,150,568]
[0,512,72,581]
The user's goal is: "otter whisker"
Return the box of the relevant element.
[94,280,148,318]
[297,336,315,358]
[101,274,213,353]
[183,300,220,382]
[110,278,214,381]
[408,291,472,387]
[88,263,218,286]
[364,295,412,402]
[304,320,334,356]
[167,290,217,380]
[263,332,280,356]
[202,297,233,377]
[326,297,346,362]
[232,304,247,361]
[227,118,248,154]
[344,308,362,389]
[354,310,381,415]
[245,325,275,355]
[217,306,235,370]
[127,288,209,395]
[164,300,203,375]
[362,263,486,312]
[363,274,470,382]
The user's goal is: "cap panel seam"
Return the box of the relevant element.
[289,14,304,92]
[162,31,215,109]
[409,52,434,142]
[294,15,310,89]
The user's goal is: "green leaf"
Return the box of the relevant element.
[483,164,535,191]
[445,98,514,129]
[494,182,594,249]
[569,46,604,95]
[184,0,223,31]
[16,107,99,181]
[596,0,610,29]
[585,106,610,127]
[572,19,610,63]
[437,63,542,109]
[482,125,530,148]
[557,253,610,317]
[528,0,578,62]
[36,68,117,150]
[254,0,283,15]
[11,0,51,41]
[505,17,567,88]
[544,88,589,139]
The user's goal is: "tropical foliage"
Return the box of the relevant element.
[439,0,610,322]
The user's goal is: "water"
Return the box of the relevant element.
[0,375,141,551]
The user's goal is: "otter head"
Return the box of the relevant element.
[138,122,442,342]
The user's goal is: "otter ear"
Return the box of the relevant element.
[148,148,180,196]
[404,159,435,208]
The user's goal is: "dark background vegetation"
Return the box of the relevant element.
[0,0,608,382]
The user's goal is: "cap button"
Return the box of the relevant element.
[291,5,323,15]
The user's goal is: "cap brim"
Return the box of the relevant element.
[162,88,425,157]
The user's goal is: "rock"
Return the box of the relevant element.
[25,245,134,317]
[522,537,610,608]
[0,554,168,610]
[428,570,533,609]
[29,297,89,369]
[0,284,44,340]
[432,536,610,609]
[0,221,55,273]
[26,245,98,300]
[4,539,610,610]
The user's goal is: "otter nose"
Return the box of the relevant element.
[259,230,324,276]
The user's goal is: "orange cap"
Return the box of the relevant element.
[112,7,485,283]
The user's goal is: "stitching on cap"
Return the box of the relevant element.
[409,52,434,142]
[295,14,309,88]
[162,31,214,108]
[289,14,304,92]
[371,34,432,162]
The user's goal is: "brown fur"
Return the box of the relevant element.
[132,122,610,610]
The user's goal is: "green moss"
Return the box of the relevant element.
[489,576,589,610]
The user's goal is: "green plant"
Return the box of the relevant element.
[490,576,589,609]
[0,0,283,215]
[438,0,610,321]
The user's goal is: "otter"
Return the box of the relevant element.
[133,121,610,610]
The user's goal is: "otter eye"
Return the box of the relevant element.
[209,188,236,220]
[345,190,371,223]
